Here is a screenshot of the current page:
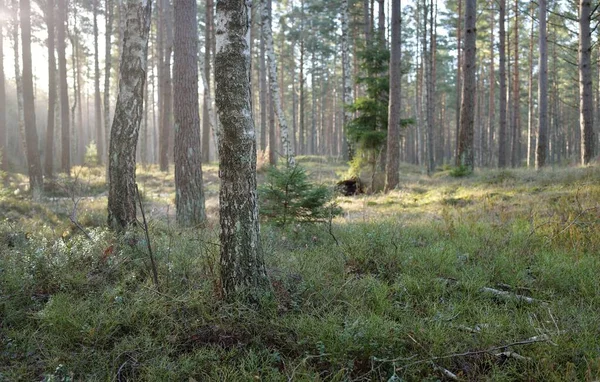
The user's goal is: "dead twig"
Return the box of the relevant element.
[480,287,547,306]
[70,198,93,241]
[136,184,160,292]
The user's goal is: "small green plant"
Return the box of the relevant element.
[84,141,99,167]
[449,164,472,177]
[259,165,342,226]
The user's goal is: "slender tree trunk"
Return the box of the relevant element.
[0,0,7,171]
[384,0,401,191]
[341,0,352,160]
[103,0,113,165]
[455,0,462,160]
[20,0,43,197]
[511,0,520,167]
[456,0,476,171]
[536,0,548,168]
[93,0,103,164]
[527,3,534,168]
[486,0,495,168]
[57,0,70,174]
[174,0,206,226]
[426,0,436,174]
[159,0,173,172]
[215,0,269,302]
[498,0,507,167]
[579,0,595,164]
[202,0,213,163]
[107,0,153,230]
[261,0,294,166]
[44,0,56,177]
[11,0,25,160]
[259,2,267,152]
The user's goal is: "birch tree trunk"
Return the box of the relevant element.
[215,0,269,302]
[341,0,352,160]
[384,0,401,192]
[579,0,595,165]
[536,0,548,168]
[107,0,152,230]
[456,0,476,171]
[44,0,57,177]
[20,0,43,197]
[262,0,293,166]
[173,0,206,226]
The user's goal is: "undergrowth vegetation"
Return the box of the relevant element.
[1,163,599,381]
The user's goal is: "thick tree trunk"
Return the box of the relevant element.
[107,0,153,230]
[261,0,293,166]
[259,0,267,152]
[498,0,507,168]
[202,0,213,163]
[579,0,595,164]
[486,0,495,167]
[57,0,70,174]
[456,0,476,171]
[44,0,57,177]
[215,0,269,302]
[536,0,548,168]
[174,0,206,226]
[103,0,113,165]
[384,0,401,192]
[93,0,103,164]
[20,0,43,197]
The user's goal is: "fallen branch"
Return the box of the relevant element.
[495,351,531,361]
[70,198,93,241]
[480,287,547,306]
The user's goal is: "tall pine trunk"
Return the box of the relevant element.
[511,0,520,167]
[174,0,206,226]
[536,0,548,168]
[93,0,103,164]
[103,0,113,165]
[0,0,7,171]
[57,0,70,174]
[579,0,595,164]
[384,0,401,191]
[44,0,56,177]
[340,0,352,161]
[20,0,43,197]
[456,0,476,171]
[201,0,213,163]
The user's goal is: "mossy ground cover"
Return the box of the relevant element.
[1,161,599,381]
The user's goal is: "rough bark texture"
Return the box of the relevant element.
[384,0,401,192]
[536,0,548,168]
[579,0,595,165]
[0,0,6,171]
[44,0,57,177]
[261,0,294,166]
[159,0,173,172]
[426,0,436,174]
[107,0,152,230]
[104,0,113,165]
[259,2,267,152]
[94,0,103,164]
[173,0,206,226]
[215,0,269,302]
[202,0,213,163]
[20,0,43,197]
[57,0,70,174]
[527,3,534,168]
[456,0,476,171]
[498,0,507,168]
[340,0,351,161]
[487,0,495,168]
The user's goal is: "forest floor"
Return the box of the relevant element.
[1,158,599,381]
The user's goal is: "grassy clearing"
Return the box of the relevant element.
[1,162,599,381]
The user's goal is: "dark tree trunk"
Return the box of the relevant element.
[103,0,113,166]
[107,0,153,230]
[159,0,173,172]
[44,0,57,177]
[498,0,507,167]
[20,0,43,196]
[456,0,476,171]
[384,0,401,191]
[202,0,213,163]
[173,0,206,226]
[215,0,269,302]
[536,0,548,168]
[94,0,103,164]
[579,0,595,164]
